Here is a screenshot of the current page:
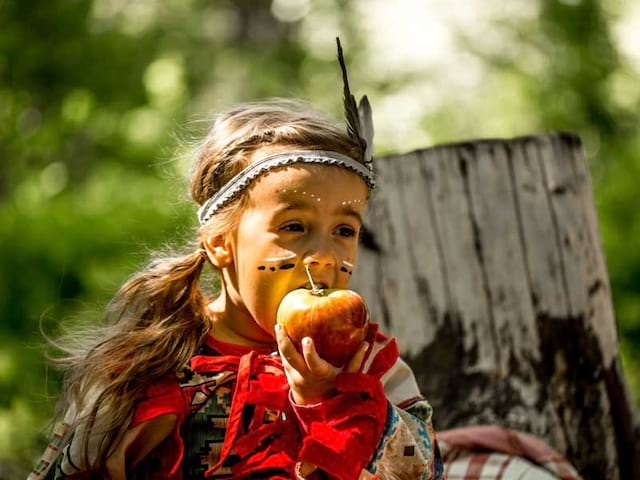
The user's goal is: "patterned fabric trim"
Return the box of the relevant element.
[27,422,71,480]
[366,399,444,480]
[366,402,400,473]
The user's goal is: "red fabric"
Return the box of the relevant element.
[202,350,299,479]
[132,374,186,425]
[291,335,395,480]
[132,374,187,477]
[131,325,395,480]
[204,352,255,476]
[203,334,275,356]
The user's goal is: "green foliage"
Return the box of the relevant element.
[1,0,638,476]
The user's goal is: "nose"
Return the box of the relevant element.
[302,236,337,271]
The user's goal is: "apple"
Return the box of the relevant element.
[276,282,369,368]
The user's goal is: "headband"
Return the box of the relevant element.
[197,149,375,225]
[197,38,374,226]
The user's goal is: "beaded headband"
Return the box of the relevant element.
[197,150,375,225]
[197,38,374,226]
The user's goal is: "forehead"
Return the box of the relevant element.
[247,163,369,206]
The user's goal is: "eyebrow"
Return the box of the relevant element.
[276,199,363,225]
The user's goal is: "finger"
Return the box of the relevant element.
[301,337,332,377]
[275,324,308,373]
[344,341,369,373]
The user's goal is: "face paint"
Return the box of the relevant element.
[257,252,299,271]
[224,163,367,339]
[341,260,354,275]
[263,253,297,262]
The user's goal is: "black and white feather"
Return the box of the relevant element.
[336,37,375,169]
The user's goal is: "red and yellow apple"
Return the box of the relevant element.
[276,286,370,368]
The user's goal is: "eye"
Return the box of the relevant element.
[281,222,305,233]
[335,225,357,238]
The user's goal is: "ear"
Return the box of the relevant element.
[203,234,233,269]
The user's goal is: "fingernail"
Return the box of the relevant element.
[362,342,369,351]
[274,324,280,333]
[303,337,312,346]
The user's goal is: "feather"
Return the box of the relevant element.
[358,95,375,165]
[336,37,371,164]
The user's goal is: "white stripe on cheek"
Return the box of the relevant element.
[263,252,297,262]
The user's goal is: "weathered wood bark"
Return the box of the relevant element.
[351,132,639,480]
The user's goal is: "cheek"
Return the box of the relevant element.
[250,259,298,296]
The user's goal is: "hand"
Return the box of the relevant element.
[275,324,368,405]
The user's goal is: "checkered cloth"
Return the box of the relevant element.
[438,426,582,480]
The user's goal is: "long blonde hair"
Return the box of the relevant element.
[52,98,365,468]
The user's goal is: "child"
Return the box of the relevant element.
[30,42,444,480]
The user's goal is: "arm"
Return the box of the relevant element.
[276,324,386,480]
[366,356,444,480]
[277,324,443,480]
[104,414,178,479]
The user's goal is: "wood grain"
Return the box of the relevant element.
[350,132,638,480]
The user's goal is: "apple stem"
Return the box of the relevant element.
[304,265,323,295]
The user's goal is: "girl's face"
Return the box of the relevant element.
[219,161,368,342]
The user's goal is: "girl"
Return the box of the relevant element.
[31,45,444,480]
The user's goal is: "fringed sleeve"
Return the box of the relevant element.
[363,341,445,480]
[290,325,444,480]
[290,371,389,479]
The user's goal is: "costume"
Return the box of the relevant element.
[35,323,443,480]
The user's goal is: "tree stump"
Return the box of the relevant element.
[351,133,639,480]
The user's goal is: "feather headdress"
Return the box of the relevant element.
[336,37,375,169]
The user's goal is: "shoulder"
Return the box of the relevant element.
[133,373,186,427]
